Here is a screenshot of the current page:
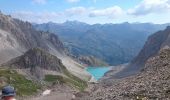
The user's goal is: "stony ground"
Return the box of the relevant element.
[25,85,76,100]
[29,92,73,100]
[74,48,170,100]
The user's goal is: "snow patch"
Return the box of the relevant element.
[42,90,51,96]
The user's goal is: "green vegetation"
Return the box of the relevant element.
[135,95,148,100]
[44,75,66,84]
[0,69,41,96]
[44,70,87,91]
[64,69,87,91]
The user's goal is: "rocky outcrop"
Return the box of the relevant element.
[78,56,108,66]
[76,47,170,100]
[3,48,65,71]
[116,26,170,77]
[2,48,66,79]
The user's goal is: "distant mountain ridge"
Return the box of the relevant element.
[34,21,170,65]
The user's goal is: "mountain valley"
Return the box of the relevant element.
[74,26,170,100]
[0,3,170,99]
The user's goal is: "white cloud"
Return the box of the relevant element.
[128,0,170,16]
[32,0,47,4]
[8,0,170,24]
[11,11,62,23]
[65,7,87,16]
[89,6,124,18]
[11,6,124,24]
[66,0,80,3]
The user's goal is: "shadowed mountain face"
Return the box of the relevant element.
[34,21,169,65]
[116,26,170,78]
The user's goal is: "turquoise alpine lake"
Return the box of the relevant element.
[86,67,111,80]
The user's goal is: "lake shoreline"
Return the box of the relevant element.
[86,66,113,81]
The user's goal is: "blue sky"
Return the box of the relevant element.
[0,0,170,24]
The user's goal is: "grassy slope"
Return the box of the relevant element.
[0,67,87,97]
[30,48,88,91]
[44,69,87,91]
[64,69,88,91]
[0,68,41,96]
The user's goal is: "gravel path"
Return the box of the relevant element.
[26,85,75,100]
[32,92,73,100]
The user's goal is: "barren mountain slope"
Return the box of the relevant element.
[0,12,91,81]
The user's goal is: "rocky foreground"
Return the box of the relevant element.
[74,48,170,100]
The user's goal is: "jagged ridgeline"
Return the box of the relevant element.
[0,48,87,96]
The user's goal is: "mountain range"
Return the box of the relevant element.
[34,21,169,65]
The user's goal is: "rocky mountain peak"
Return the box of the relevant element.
[3,48,66,72]
[1,47,67,80]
